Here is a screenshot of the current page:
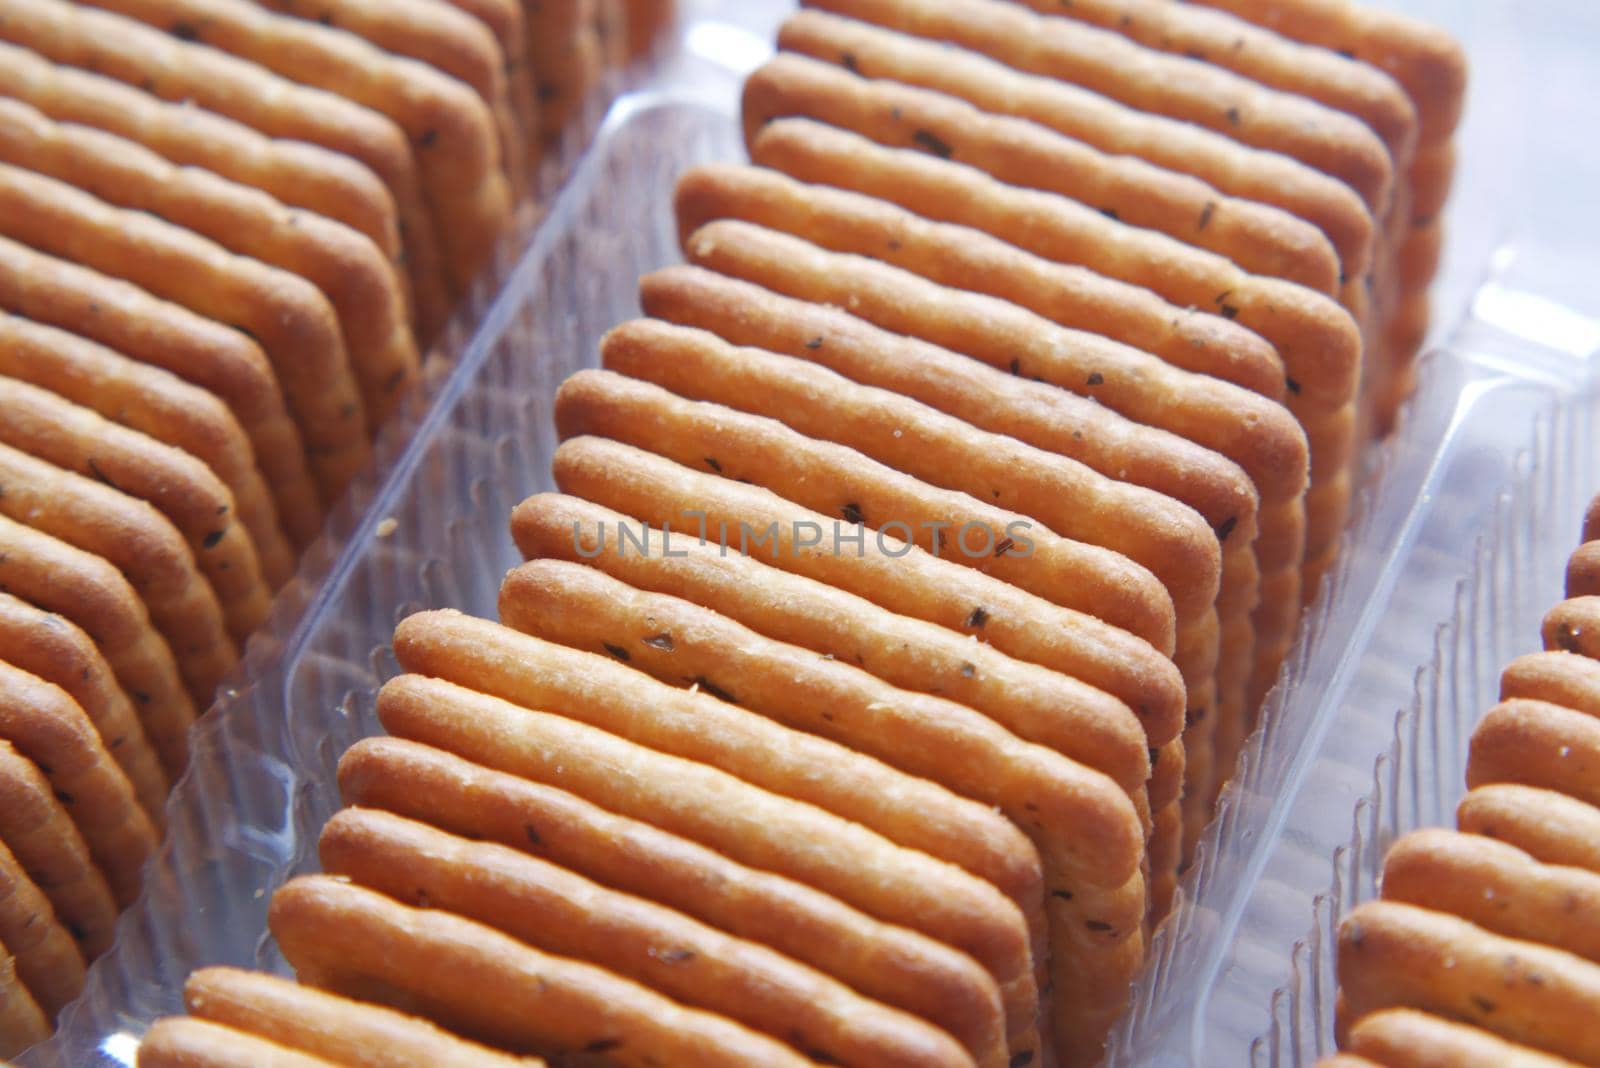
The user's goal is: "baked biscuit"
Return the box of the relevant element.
[337,737,1008,1063]
[1545,597,1600,660]
[1467,699,1600,808]
[526,0,604,139]
[270,875,815,1066]
[1457,785,1600,877]
[438,0,541,147]
[320,808,977,1068]
[138,1018,346,1068]
[0,516,194,777]
[0,592,167,820]
[0,942,48,1058]
[0,836,84,1018]
[1500,652,1600,719]
[1347,1008,1580,1068]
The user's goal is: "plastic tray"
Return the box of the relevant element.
[19,1,1600,1065]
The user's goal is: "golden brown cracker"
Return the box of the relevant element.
[0,163,369,503]
[1467,699,1600,810]
[1382,829,1600,966]
[511,493,1157,791]
[0,740,118,959]
[439,0,541,147]
[321,807,977,1068]
[0,39,404,295]
[806,0,1394,210]
[1009,0,1418,166]
[138,1018,345,1068]
[0,238,321,550]
[749,118,1361,417]
[0,836,84,1019]
[1544,598,1600,661]
[497,559,1145,1054]
[741,51,1341,292]
[0,593,167,821]
[374,673,1042,1047]
[526,0,605,139]
[1458,785,1600,877]
[778,9,1374,283]
[1339,900,1600,1064]
[336,737,1008,1064]
[551,435,1187,738]
[591,322,1212,644]
[1501,652,1600,720]
[678,161,1287,403]
[1193,0,1468,145]
[0,0,450,341]
[0,943,48,1057]
[392,609,1051,920]
[0,311,292,589]
[1347,1008,1581,1068]
[1587,496,1600,545]
[0,376,271,646]
[82,0,511,292]
[0,660,157,908]
[0,516,194,778]
[185,966,544,1068]
[1568,543,1600,600]
[0,97,418,431]
[0,444,237,704]
[257,0,530,197]
[270,874,815,1067]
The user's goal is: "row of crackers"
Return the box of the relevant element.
[1324,498,1600,1068]
[133,1,1468,1067]
[0,0,670,1058]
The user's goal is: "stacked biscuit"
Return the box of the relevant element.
[1326,496,1600,1068]
[0,0,669,1059]
[133,2,1464,1067]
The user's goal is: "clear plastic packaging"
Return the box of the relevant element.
[17,1,1600,1065]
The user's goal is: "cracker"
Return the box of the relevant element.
[392,610,1051,926]
[0,98,418,432]
[0,516,194,777]
[0,943,48,1058]
[138,1018,344,1068]
[0,0,450,342]
[0,40,405,302]
[807,0,1393,210]
[0,660,157,908]
[551,435,1187,739]
[591,323,1214,647]
[270,874,815,1067]
[1568,542,1600,599]
[438,0,541,147]
[336,736,1008,1064]
[1382,829,1600,965]
[778,9,1374,283]
[1347,1008,1580,1068]
[0,740,118,959]
[0,163,369,503]
[82,0,511,293]
[750,118,1362,419]
[742,51,1341,292]
[374,672,1042,1049]
[1193,0,1468,145]
[1501,651,1600,720]
[1587,495,1600,545]
[257,0,530,197]
[622,0,674,56]
[185,967,542,1068]
[0,836,85,1018]
[0,311,292,588]
[1467,699,1600,809]
[0,376,271,644]
[526,0,604,139]
[679,220,1304,701]
[1009,0,1417,166]
[1339,900,1600,1063]
[638,264,1256,805]
[0,444,237,704]
[1546,597,1600,659]
[1458,785,1600,877]
[0,238,321,550]
[678,161,1287,404]
[497,559,1147,1051]
[0,593,167,821]
[321,807,976,1068]
[512,492,1158,789]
